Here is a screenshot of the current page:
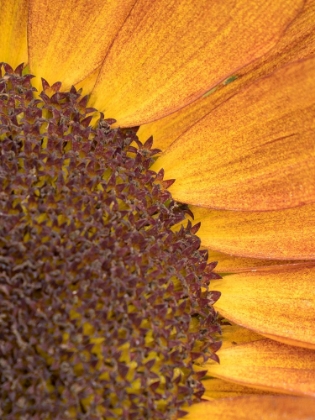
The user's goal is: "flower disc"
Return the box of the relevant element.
[0,64,220,419]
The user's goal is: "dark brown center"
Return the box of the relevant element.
[0,63,221,420]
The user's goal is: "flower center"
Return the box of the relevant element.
[0,63,220,419]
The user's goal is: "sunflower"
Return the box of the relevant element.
[1,0,315,419]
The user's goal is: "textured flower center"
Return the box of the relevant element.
[0,63,221,419]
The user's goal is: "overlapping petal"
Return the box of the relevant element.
[202,377,278,400]
[218,324,263,349]
[154,56,315,211]
[210,250,314,274]
[206,338,315,397]
[28,0,137,90]
[0,0,28,68]
[1,0,314,417]
[185,396,315,420]
[138,0,315,150]
[91,0,303,127]
[192,204,315,260]
[213,267,315,349]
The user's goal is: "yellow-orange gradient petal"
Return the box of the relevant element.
[213,267,315,349]
[192,204,315,260]
[74,66,101,97]
[210,250,315,274]
[91,0,303,127]
[136,74,243,151]
[154,56,315,211]
[0,0,28,68]
[28,0,137,90]
[185,396,315,420]
[219,325,263,350]
[206,339,315,397]
[202,377,278,400]
[138,0,315,151]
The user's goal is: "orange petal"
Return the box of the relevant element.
[192,204,315,260]
[213,267,315,349]
[185,396,315,420]
[28,0,136,90]
[210,250,315,274]
[219,325,263,350]
[202,377,278,400]
[206,339,315,397]
[91,0,303,127]
[154,56,315,211]
[0,0,28,68]
[139,0,315,152]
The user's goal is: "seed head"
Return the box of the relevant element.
[0,63,221,419]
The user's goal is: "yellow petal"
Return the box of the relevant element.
[202,377,278,400]
[28,0,136,90]
[214,267,315,349]
[219,325,263,350]
[137,75,241,151]
[74,66,101,97]
[210,250,315,274]
[91,0,303,127]
[206,339,315,397]
[185,396,315,420]
[139,0,315,151]
[192,204,315,260]
[0,0,28,68]
[154,56,315,211]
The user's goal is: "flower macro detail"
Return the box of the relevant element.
[2,0,315,419]
[0,64,221,419]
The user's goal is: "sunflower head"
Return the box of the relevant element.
[2,0,315,418]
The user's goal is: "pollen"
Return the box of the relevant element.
[0,63,221,419]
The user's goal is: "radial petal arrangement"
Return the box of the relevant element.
[153,56,315,211]
[90,0,303,126]
[213,270,315,349]
[0,0,315,418]
[28,0,137,92]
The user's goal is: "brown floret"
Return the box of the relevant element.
[0,63,221,420]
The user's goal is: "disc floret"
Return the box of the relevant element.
[0,64,221,419]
